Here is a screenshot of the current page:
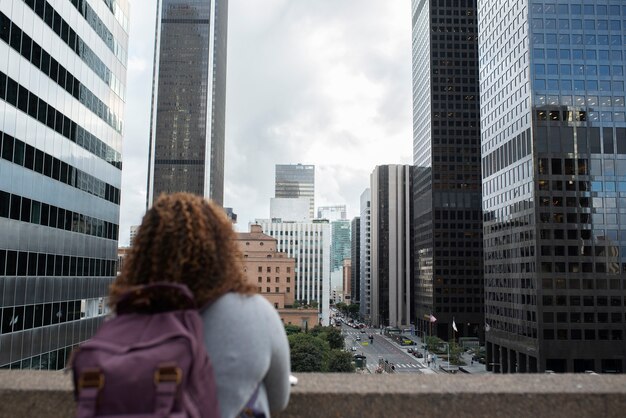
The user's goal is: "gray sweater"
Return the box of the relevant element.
[201,293,291,418]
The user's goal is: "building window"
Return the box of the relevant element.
[275,277,279,283]
[266,267,271,273]
[257,277,262,283]
[286,267,291,273]
[286,287,290,293]
[266,277,270,283]
[258,266,262,272]
[276,266,280,273]
[275,287,279,293]
[266,287,270,293]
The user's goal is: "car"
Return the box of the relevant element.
[413,351,424,358]
[360,329,366,333]
[407,348,414,353]
[351,346,357,351]
[356,336,361,341]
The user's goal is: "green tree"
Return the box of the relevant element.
[289,333,329,372]
[327,350,356,372]
[347,303,360,319]
[448,342,465,366]
[425,336,446,353]
[284,324,302,336]
[310,326,344,350]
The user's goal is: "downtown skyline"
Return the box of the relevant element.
[119,1,413,243]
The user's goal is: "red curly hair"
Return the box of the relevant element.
[110,193,255,309]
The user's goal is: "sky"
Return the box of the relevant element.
[119,0,413,245]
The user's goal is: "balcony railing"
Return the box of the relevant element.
[1,371,625,418]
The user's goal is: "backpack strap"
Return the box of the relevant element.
[239,384,265,418]
[76,368,104,417]
[154,364,183,416]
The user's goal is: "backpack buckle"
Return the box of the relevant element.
[78,368,105,391]
[154,365,182,385]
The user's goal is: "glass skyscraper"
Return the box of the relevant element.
[479,0,626,373]
[0,0,129,369]
[147,0,228,207]
[411,0,484,340]
[275,164,315,219]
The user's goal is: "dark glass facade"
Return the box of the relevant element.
[479,0,626,373]
[147,0,228,206]
[370,165,413,328]
[0,0,129,369]
[411,0,484,340]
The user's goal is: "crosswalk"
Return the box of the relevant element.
[394,363,424,369]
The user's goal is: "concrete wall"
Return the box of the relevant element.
[2,371,625,418]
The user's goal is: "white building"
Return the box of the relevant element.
[317,205,347,221]
[359,188,372,323]
[254,219,331,325]
[270,197,310,222]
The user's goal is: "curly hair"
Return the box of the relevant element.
[110,193,255,309]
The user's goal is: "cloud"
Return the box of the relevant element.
[119,1,413,243]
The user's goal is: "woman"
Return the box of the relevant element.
[111,193,291,418]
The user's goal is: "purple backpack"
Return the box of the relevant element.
[71,283,220,418]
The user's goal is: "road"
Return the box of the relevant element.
[341,324,427,374]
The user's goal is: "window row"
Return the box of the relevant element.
[0,71,121,168]
[0,300,83,334]
[1,344,74,370]
[0,12,123,132]
[530,3,626,16]
[483,129,531,179]
[533,79,625,94]
[540,262,626,275]
[533,33,625,47]
[67,0,127,64]
[543,328,623,341]
[19,0,125,99]
[0,190,119,240]
[257,287,290,293]
[0,249,116,277]
[1,131,120,204]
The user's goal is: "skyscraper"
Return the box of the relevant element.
[147,0,228,207]
[330,220,351,272]
[411,0,484,340]
[275,164,315,219]
[359,188,372,322]
[0,0,129,368]
[370,165,413,328]
[479,0,626,373]
[350,216,361,305]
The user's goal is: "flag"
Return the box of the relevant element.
[485,322,491,332]
[452,318,458,332]
[429,314,437,323]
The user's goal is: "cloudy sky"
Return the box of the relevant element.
[119,0,413,245]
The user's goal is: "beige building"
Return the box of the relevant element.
[343,259,352,303]
[237,225,318,328]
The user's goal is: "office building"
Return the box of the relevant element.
[270,197,310,222]
[237,225,317,328]
[370,165,413,328]
[317,205,347,221]
[0,0,129,368]
[343,259,352,303]
[411,0,484,340]
[330,220,351,272]
[479,0,626,373]
[254,218,330,325]
[350,216,360,304]
[359,189,372,322]
[275,164,315,219]
[147,0,228,207]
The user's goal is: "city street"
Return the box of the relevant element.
[341,324,428,374]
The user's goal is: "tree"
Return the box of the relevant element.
[327,350,355,373]
[288,333,329,372]
[347,303,360,319]
[284,324,302,336]
[310,326,344,350]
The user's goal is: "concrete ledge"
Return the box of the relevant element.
[1,371,626,417]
